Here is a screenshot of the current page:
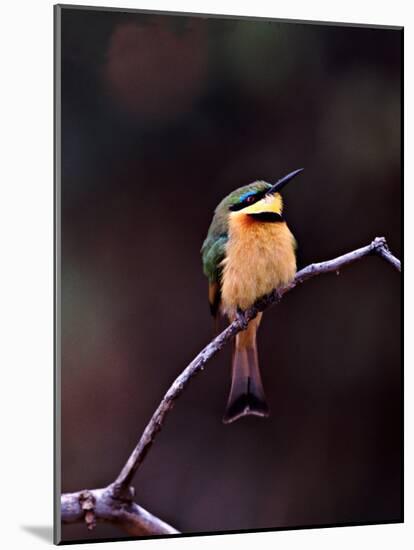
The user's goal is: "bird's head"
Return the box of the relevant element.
[228,168,303,222]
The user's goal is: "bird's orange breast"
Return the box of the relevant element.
[220,214,296,315]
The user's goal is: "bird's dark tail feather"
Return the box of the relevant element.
[223,320,269,424]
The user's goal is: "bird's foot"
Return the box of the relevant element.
[236,307,249,330]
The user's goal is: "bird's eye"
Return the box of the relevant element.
[244,195,255,204]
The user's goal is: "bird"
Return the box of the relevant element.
[201,168,303,424]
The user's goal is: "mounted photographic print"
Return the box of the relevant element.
[54,4,403,545]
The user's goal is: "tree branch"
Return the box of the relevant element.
[61,236,400,537]
[61,486,178,536]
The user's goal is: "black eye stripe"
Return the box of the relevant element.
[229,189,268,211]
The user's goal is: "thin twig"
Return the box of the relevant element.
[61,236,400,536]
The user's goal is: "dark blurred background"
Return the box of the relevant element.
[59,7,402,543]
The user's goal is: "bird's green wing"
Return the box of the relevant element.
[201,233,227,317]
[201,233,227,282]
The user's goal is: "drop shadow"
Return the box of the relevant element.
[21,525,54,543]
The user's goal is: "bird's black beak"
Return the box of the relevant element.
[266,168,304,195]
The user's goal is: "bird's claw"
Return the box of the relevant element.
[236,307,249,330]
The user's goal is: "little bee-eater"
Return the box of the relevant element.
[201,168,303,424]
